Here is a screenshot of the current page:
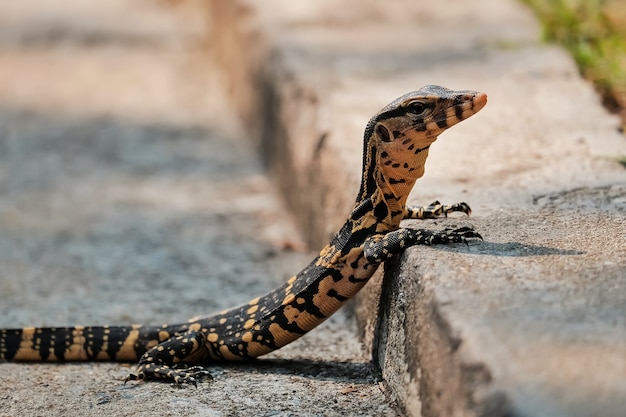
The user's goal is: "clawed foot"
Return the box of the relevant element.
[125,364,213,387]
[428,226,482,245]
[364,225,483,263]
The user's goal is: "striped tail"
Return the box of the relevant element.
[0,325,166,362]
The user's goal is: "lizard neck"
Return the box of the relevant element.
[352,142,430,230]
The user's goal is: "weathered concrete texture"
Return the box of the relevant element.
[0,1,398,416]
[378,203,626,417]
[206,1,626,416]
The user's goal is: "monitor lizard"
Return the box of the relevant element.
[0,85,487,385]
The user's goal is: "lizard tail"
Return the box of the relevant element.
[1,324,167,362]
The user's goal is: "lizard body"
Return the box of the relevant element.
[0,85,487,384]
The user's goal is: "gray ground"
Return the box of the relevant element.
[0,1,398,416]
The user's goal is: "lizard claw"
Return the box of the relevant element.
[124,363,213,386]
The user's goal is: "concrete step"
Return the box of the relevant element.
[206,1,626,416]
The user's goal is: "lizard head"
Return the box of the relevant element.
[358,85,487,202]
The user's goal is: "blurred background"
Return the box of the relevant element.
[525,0,626,130]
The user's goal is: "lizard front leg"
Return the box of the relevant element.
[364,226,482,264]
[125,331,212,386]
[404,200,472,220]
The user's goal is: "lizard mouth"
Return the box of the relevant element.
[471,92,488,112]
[438,92,488,128]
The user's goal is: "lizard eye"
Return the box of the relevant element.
[407,101,426,116]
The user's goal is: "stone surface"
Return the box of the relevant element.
[206,0,626,416]
[0,1,398,416]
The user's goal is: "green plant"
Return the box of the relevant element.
[523,0,626,116]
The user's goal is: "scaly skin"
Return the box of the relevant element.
[0,85,487,385]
